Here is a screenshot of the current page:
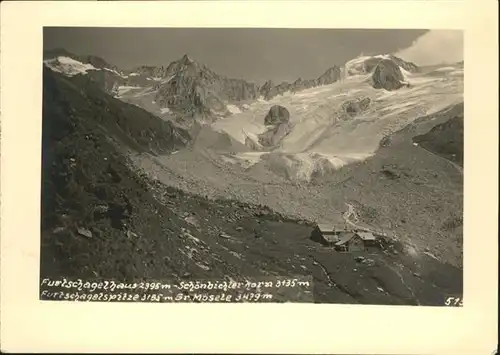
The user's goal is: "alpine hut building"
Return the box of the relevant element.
[333,231,379,252]
[310,224,340,246]
[311,223,382,253]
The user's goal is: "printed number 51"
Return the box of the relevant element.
[444,296,463,306]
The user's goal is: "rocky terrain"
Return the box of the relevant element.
[131,102,464,268]
[371,59,410,91]
[341,96,372,117]
[258,65,342,100]
[44,50,404,127]
[258,105,292,148]
[344,54,419,76]
[41,49,464,304]
[208,57,463,183]
[41,67,189,236]
[413,114,464,166]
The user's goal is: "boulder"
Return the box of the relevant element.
[184,215,199,228]
[264,105,290,126]
[379,135,393,148]
[219,232,232,239]
[94,204,109,214]
[77,227,92,239]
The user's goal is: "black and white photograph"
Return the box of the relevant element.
[38,27,466,305]
[1,1,498,354]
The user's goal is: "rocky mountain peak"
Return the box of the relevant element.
[317,65,342,85]
[260,80,274,89]
[321,65,341,75]
[164,54,211,79]
[258,80,275,98]
[371,59,409,91]
[344,54,419,76]
[44,48,120,72]
[180,54,194,64]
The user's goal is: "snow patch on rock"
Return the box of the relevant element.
[226,104,242,114]
[44,56,100,77]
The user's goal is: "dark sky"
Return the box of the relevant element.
[44,28,428,84]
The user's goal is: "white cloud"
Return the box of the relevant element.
[394,30,463,66]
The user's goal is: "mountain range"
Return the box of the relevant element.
[43,48,419,128]
[41,47,464,305]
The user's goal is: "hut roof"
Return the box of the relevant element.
[317,224,335,233]
[323,234,339,243]
[357,231,376,241]
[334,232,356,246]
